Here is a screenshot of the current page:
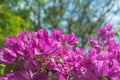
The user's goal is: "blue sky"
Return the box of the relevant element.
[106,0,120,25]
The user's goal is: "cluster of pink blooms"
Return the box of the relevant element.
[0,24,120,80]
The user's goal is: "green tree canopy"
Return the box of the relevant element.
[0,5,30,47]
[0,0,119,47]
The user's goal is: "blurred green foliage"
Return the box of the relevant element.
[0,0,119,48]
[0,4,30,47]
[0,64,5,76]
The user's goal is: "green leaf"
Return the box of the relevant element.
[0,64,5,76]
[101,77,108,80]
[51,75,56,80]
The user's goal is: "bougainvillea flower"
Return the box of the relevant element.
[0,24,120,80]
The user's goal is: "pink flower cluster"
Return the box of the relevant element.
[0,24,120,80]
